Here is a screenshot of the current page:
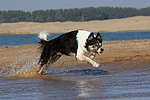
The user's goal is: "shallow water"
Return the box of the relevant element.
[0,58,150,100]
[0,31,150,46]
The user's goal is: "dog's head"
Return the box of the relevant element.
[85,32,104,55]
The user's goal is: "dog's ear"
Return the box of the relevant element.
[88,33,94,41]
[96,32,102,39]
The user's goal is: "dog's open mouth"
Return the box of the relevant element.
[97,52,103,55]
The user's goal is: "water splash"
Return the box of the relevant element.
[0,56,41,78]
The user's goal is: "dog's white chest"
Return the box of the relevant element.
[76,30,91,52]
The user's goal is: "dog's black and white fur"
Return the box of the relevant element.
[38,30,104,74]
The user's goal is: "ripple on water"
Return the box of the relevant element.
[0,59,150,99]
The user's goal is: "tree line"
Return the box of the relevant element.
[0,7,150,23]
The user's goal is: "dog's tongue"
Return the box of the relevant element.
[98,52,102,55]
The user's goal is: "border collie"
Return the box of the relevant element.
[38,30,104,74]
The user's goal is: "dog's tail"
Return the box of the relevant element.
[38,30,48,43]
[38,30,49,51]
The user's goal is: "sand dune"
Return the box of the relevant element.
[0,16,150,34]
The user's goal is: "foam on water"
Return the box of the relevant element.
[0,56,41,78]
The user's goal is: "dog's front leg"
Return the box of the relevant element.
[76,50,99,67]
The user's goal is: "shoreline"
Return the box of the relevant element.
[0,30,150,35]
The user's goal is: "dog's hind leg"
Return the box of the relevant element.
[38,64,46,74]
[38,53,62,75]
[49,52,62,64]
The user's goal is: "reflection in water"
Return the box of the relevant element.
[76,80,94,97]
[75,79,106,99]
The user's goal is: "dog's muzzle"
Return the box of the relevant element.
[97,47,104,55]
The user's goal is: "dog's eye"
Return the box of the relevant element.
[92,45,96,48]
[95,43,98,46]
[92,44,98,48]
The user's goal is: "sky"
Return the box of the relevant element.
[0,0,150,11]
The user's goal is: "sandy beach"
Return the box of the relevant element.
[0,40,150,70]
[0,16,150,34]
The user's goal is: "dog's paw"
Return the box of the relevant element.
[93,63,100,67]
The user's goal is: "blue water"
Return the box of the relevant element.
[0,31,150,46]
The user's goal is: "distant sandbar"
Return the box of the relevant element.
[0,16,150,34]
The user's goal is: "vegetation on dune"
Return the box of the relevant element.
[0,7,150,23]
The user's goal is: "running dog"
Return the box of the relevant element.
[38,30,104,74]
